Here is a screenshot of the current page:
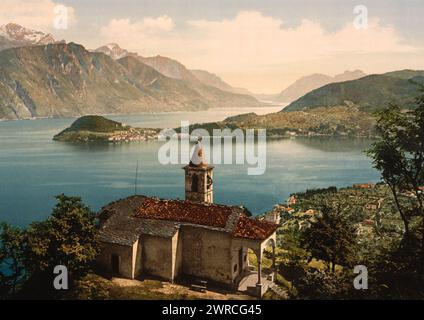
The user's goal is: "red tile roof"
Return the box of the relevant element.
[233,215,278,241]
[132,197,277,241]
[134,198,235,228]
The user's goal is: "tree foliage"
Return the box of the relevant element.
[24,195,99,278]
[367,93,424,271]
[292,270,352,299]
[0,223,25,298]
[301,196,358,273]
[277,229,309,283]
[0,195,99,299]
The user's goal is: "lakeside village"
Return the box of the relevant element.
[267,183,381,229]
[267,182,424,237]
[106,127,160,142]
[91,126,371,142]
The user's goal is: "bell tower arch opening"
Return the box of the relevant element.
[191,174,199,192]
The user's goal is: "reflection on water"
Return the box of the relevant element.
[0,107,380,226]
[292,137,374,153]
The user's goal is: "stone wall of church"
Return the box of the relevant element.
[173,230,183,279]
[180,226,233,285]
[97,241,137,279]
[134,240,143,278]
[230,245,249,281]
[141,235,174,281]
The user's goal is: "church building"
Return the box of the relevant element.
[96,140,278,297]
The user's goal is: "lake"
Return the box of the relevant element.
[0,106,380,227]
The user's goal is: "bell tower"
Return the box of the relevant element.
[184,165,214,203]
[183,137,214,203]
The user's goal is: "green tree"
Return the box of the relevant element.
[22,195,99,296]
[279,228,309,268]
[0,223,25,298]
[367,94,424,271]
[277,229,309,286]
[365,235,424,299]
[301,197,357,273]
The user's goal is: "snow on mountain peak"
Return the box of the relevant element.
[106,43,120,50]
[95,43,134,60]
[0,23,56,45]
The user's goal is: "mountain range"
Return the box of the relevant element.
[0,41,260,120]
[7,34,264,103]
[276,70,366,103]
[0,23,423,121]
[95,43,252,95]
[190,69,252,95]
[283,70,424,113]
[0,24,260,120]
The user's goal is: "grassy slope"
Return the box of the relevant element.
[284,70,424,113]
[64,115,126,132]
[54,115,131,141]
[180,106,376,137]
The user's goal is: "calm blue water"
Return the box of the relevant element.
[0,107,380,227]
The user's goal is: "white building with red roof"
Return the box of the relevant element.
[96,148,277,297]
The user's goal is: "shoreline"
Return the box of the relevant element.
[0,105,283,123]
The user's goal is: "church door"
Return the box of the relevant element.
[111,254,120,274]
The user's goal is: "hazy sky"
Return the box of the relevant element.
[1,0,424,93]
